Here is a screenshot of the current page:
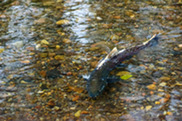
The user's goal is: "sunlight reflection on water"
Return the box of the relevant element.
[63,0,96,43]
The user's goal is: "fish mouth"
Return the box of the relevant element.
[87,89,103,98]
[87,81,107,98]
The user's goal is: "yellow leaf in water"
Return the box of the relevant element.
[145,105,152,111]
[54,55,64,60]
[43,1,54,6]
[158,88,164,92]
[147,84,156,90]
[159,82,167,87]
[53,106,60,111]
[159,76,170,81]
[21,80,27,84]
[166,111,172,115]
[57,0,63,2]
[75,110,81,117]
[41,39,49,45]
[48,53,56,57]
[120,74,132,80]
[155,101,160,105]
[125,10,134,16]
[37,90,44,94]
[113,16,121,19]
[158,67,165,70]
[63,39,71,44]
[175,82,182,86]
[39,53,48,58]
[21,60,30,64]
[116,71,132,80]
[7,75,13,80]
[0,48,4,53]
[110,34,119,40]
[89,46,100,51]
[57,31,65,36]
[56,19,69,25]
[130,14,135,18]
[56,45,60,49]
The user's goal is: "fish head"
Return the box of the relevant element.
[86,47,118,98]
[86,73,107,98]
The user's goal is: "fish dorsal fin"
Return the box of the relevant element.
[143,34,157,45]
[96,47,118,69]
[106,47,118,59]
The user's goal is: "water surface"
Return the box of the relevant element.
[0,0,181,120]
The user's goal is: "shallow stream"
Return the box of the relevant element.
[0,0,182,120]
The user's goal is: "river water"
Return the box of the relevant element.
[0,0,181,120]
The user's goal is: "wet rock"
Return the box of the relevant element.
[56,19,69,25]
[0,62,5,67]
[159,76,170,81]
[49,60,61,66]
[46,68,61,79]
[172,50,182,56]
[127,64,146,73]
[34,18,46,24]
[39,53,48,58]
[96,17,102,20]
[57,0,63,3]
[178,44,182,48]
[40,83,48,90]
[41,39,49,45]
[43,1,55,6]
[0,86,17,92]
[90,61,97,68]
[63,39,71,44]
[0,0,13,7]
[159,82,167,87]
[20,76,34,83]
[119,114,135,121]
[11,41,24,48]
[54,55,65,60]
[152,71,162,78]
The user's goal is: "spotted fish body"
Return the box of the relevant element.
[87,34,159,98]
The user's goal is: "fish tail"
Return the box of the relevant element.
[115,34,159,61]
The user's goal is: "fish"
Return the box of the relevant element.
[86,34,159,98]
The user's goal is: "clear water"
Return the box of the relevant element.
[0,0,181,120]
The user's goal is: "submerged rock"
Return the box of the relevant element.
[11,41,24,49]
[46,69,61,79]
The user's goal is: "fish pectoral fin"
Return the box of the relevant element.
[82,75,90,81]
[116,63,128,69]
[106,76,123,83]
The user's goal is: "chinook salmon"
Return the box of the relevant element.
[86,34,159,98]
